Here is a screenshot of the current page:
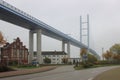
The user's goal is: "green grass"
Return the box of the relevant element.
[9,64,70,69]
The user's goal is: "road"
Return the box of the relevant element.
[0,65,119,80]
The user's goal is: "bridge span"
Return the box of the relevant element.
[0,0,99,64]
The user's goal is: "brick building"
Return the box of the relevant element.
[1,37,29,65]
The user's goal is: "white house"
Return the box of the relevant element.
[34,51,68,64]
[68,58,81,64]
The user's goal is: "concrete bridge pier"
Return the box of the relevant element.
[62,41,65,52]
[29,29,42,64]
[67,42,70,58]
[36,29,42,64]
[29,30,34,64]
[62,41,70,58]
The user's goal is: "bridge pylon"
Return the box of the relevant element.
[80,15,90,57]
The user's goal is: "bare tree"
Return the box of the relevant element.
[80,48,87,62]
[0,31,6,46]
[0,31,6,64]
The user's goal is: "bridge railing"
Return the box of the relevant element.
[0,0,37,22]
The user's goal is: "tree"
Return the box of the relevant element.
[107,50,112,61]
[87,53,97,64]
[0,31,6,67]
[0,31,6,46]
[102,50,112,62]
[80,48,87,56]
[110,44,120,63]
[43,57,51,64]
[113,54,119,60]
[110,44,120,54]
[102,44,120,64]
[112,53,120,63]
[80,48,87,62]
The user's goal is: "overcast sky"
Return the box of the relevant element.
[1,0,120,58]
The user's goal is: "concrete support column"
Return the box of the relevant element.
[67,42,70,58]
[37,29,42,64]
[62,41,65,52]
[29,30,34,64]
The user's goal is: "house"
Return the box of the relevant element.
[1,37,29,65]
[68,58,81,64]
[34,51,68,64]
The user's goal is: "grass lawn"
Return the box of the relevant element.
[9,64,69,70]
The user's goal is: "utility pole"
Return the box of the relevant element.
[102,47,104,60]
[102,48,104,54]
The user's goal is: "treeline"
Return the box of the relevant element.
[102,44,120,64]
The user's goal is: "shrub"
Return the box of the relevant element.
[0,65,14,72]
[99,60,109,65]
[9,61,18,66]
[43,57,51,64]
[68,62,72,65]
[82,62,94,68]
[82,64,90,68]
[17,64,37,69]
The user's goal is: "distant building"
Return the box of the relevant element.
[1,37,29,65]
[34,51,68,64]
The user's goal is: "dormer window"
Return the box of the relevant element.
[14,45,16,48]
[17,42,19,46]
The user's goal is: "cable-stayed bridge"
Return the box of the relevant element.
[0,0,99,63]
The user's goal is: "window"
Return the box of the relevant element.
[48,55,51,57]
[53,55,55,57]
[14,49,17,57]
[20,45,22,48]
[53,58,55,60]
[19,50,22,56]
[44,55,46,57]
[14,45,16,48]
[17,42,19,46]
